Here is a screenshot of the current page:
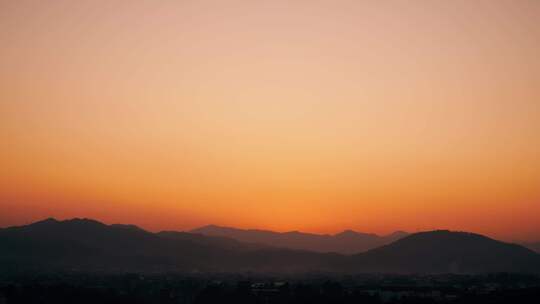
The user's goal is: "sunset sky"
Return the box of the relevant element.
[1,0,539,241]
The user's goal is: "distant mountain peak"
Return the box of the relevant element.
[21,218,127,232]
[199,224,220,229]
[23,217,60,228]
[335,230,377,238]
[195,224,235,231]
[65,217,105,225]
[35,217,59,224]
[336,229,357,235]
[110,224,146,232]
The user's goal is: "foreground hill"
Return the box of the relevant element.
[0,218,337,273]
[349,230,540,273]
[191,225,407,254]
[1,219,539,274]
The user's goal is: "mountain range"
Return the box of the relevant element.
[1,218,539,274]
[191,225,407,254]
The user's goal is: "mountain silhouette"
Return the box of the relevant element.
[0,218,337,273]
[1,219,539,274]
[348,230,540,273]
[0,218,240,272]
[191,225,407,254]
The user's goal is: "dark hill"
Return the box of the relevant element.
[349,230,540,273]
[0,218,226,272]
[0,218,337,273]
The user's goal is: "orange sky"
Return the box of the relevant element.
[1,0,539,241]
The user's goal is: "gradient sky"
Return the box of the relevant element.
[1,0,539,241]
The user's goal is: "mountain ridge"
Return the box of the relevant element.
[191,224,408,254]
[1,218,539,274]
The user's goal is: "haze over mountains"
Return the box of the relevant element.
[191,225,408,254]
[1,218,539,274]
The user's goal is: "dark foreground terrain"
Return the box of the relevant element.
[1,272,539,304]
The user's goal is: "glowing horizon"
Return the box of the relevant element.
[1,0,539,242]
